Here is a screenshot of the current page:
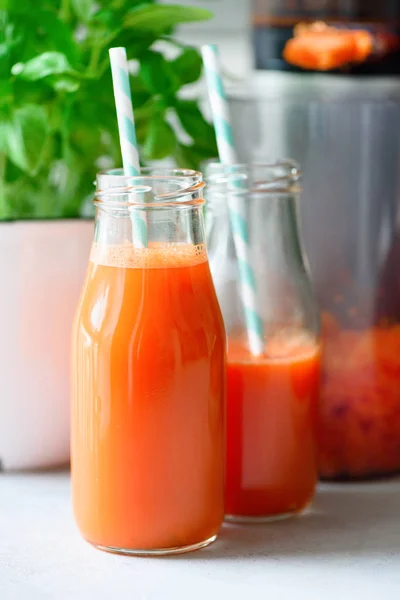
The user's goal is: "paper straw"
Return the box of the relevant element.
[201,44,264,356]
[109,47,147,246]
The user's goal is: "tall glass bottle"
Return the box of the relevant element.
[71,168,226,555]
[206,161,320,521]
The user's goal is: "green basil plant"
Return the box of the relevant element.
[0,0,217,219]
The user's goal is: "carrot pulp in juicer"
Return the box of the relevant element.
[71,243,226,551]
[318,313,400,479]
[226,336,321,518]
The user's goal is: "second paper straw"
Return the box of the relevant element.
[109,47,147,246]
[201,44,264,356]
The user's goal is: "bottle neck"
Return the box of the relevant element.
[257,194,305,271]
[207,190,306,269]
[207,189,319,335]
[94,204,206,248]
[94,168,206,248]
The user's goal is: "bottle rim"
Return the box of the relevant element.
[204,160,302,195]
[95,168,205,208]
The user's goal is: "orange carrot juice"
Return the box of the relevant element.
[226,335,320,519]
[71,242,226,553]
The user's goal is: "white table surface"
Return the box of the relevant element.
[2,471,400,600]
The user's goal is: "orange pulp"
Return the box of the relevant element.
[319,312,400,479]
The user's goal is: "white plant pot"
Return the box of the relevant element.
[0,220,93,471]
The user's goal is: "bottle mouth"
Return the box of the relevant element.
[204,160,302,195]
[95,168,205,208]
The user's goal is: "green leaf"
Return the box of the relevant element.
[1,18,38,67]
[172,48,202,85]
[174,139,217,170]
[143,116,176,160]
[91,8,119,30]
[38,11,80,65]
[2,22,23,62]
[174,143,203,170]
[2,105,50,175]
[70,0,94,21]
[175,100,216,143]
[0,42,9,79]
[50,76,81,93]
[0,179,35,220]
[134,98,159,124]
[135,120,147,146]
[0,79,12,108]
[108,0,156,9]
[124,4,213,34]
[0,0,31,13]
[11,52,77,81]
[139,50,178,96]
[129,74,152,108]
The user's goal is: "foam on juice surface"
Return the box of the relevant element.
[90,242,207,269]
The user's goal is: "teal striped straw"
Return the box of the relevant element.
[201,44,264,356]
[109,47,147,247]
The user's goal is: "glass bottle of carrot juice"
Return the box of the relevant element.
[71,168,226,555]
[206,161,320,521]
